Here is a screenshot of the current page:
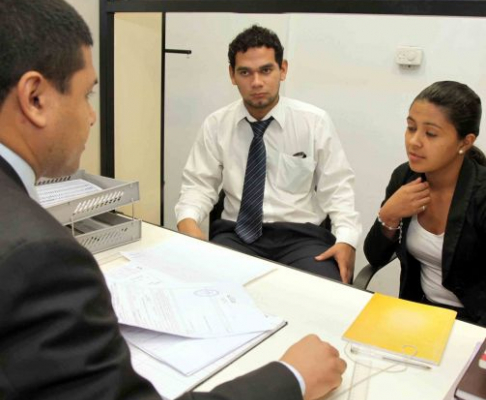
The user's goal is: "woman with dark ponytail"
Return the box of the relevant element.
[364,81,486,326]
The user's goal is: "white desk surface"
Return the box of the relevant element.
[96,222,486,400]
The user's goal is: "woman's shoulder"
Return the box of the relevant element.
[468,162,486,225]
[474,159,486,176]
[472,161,486,197]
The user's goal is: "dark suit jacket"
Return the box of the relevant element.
[364,158,486,327]
[0,156,301,400]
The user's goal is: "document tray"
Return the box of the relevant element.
[68,212,141,254]
[36,170,140,225]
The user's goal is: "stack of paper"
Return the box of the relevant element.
[121,236,275,285]
[36,179,102,207]
[121,316,283,376]
[126,328,284,400]
[106,263,277,338]
[104,262,285,399]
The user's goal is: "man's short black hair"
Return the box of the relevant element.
[228,25,284,69]
[0,0,93,107]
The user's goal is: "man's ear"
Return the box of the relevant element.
[16,72,50,128]
[279,60,288,82]
[229,65,237,85]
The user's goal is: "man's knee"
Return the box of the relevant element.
[288,257,341,281]
[211,233,257,257]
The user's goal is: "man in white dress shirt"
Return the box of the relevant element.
[176,25,361,283]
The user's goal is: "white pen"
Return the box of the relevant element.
[350,346,432,370]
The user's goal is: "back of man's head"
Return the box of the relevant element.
[0,0,93,108]
[228,25,284,70]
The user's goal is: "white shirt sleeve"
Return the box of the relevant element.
[314,113,362,248]
[175,117,223,225]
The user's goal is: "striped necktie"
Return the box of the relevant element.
[235,117,274,244]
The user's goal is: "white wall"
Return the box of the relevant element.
[164,14,290,232]
[164,13,486,295]
[66,0,101,175]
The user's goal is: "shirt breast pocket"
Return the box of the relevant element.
[276,153,316,194]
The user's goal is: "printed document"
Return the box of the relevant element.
[126,319,285,400]
[105,262,274,338]
[36,178,102,207]
[122,235,274,285]
[121,315,283,376]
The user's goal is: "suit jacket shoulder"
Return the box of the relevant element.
[0,163,162,400]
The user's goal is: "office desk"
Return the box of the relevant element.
[96,222,486,400]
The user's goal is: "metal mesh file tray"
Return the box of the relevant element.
[69,212,141,254]
[36,170,140,225]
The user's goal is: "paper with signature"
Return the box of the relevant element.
[105,262,273,338]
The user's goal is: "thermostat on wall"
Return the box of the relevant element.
[396,46,423,67]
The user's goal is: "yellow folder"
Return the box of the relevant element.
[343,293,457,365]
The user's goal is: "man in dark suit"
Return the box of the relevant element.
[0,1,346,399]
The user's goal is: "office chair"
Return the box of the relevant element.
[353,255,397,290]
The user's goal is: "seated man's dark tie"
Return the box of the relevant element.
[235,117,274,244]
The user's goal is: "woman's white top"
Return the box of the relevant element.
[407,215,463,308]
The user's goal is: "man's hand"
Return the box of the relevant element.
[177,218,207,240]
[281,334,347,400]
[315,243,356,283]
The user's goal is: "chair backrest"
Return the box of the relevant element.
[353,254,397,290]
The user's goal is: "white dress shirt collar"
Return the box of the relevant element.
[0,142,39,201]
[235,96,286,129]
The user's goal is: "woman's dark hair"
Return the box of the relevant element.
[0,0,93,107]
[413,81,486,165]
[228,25,284,70]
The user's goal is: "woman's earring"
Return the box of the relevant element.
[459,149,464,155]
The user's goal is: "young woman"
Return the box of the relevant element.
[364,81,486,326]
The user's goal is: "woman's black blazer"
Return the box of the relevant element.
[364,157,486,326]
